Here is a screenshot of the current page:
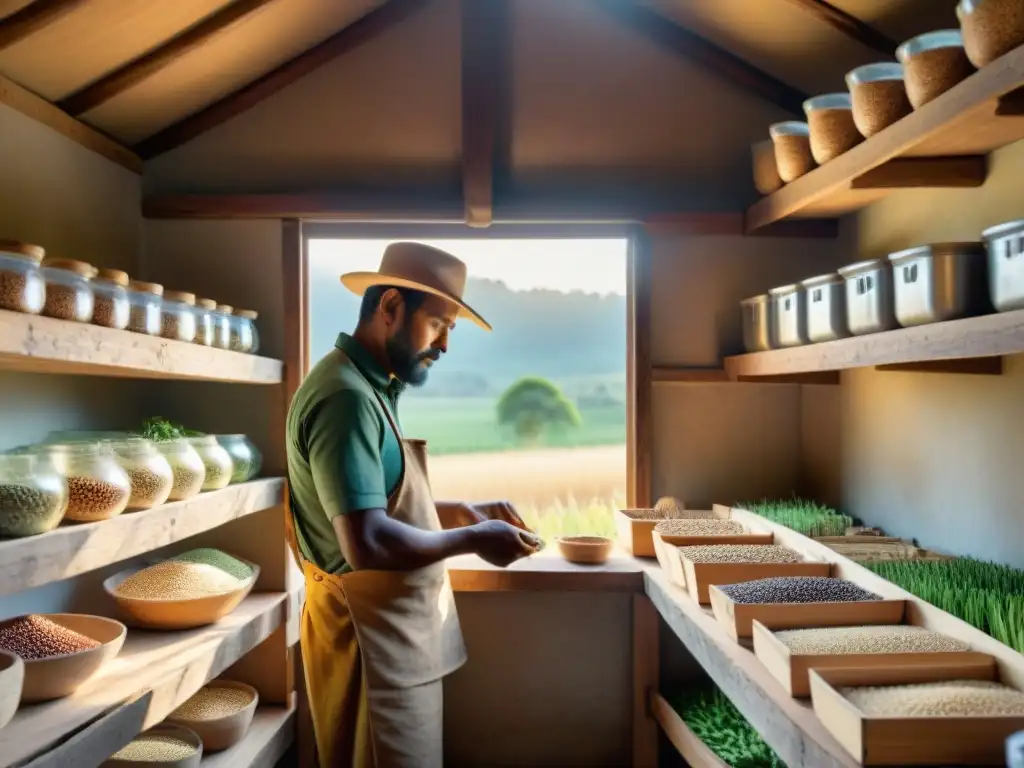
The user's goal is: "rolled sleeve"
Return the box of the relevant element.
[306,390,388,519]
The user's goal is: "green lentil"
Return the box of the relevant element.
[0,483,66,537]
[171,548,253,580]
[110,733,198,762]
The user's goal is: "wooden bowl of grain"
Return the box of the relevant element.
[103,723,204,767]
[0,613,127,703]
[103,556,260,631]
[0,649,23,728]
[166,679,259,752]
[556,535,614,565]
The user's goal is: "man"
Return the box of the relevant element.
[284,241,541,768]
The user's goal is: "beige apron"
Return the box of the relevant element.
[285,377,467,768]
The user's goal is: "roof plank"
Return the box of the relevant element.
[779,0,898,58]
[0,0,85,52]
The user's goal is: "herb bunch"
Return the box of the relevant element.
[138,417,203,442]
[670,687,786,768]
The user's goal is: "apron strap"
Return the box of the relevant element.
[282,481,307,571]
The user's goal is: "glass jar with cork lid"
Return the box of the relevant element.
[91,268,130,330]
[232,308,260,354]
[40,258,96,323]
[43,442,131,523]
[126,280,164,335]
[109,438,173,511]
[0,453,68,537]
[194,298,218,346]
[161,290,198,343]
[212,304,233,349]
[0,240,46,315]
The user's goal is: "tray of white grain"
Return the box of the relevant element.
[615,498,720,557]
[709,576,906,641]
[753,621,992,698]
[809,663,1024,765]
[103,549,259,630]
[656,541,831,603]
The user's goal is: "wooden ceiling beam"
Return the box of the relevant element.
[779,0,898,57]
[460,0,508,228]
[57,0,280,116]
[0,0,85,51]
[134,0,430,160]
[594,0,808,115]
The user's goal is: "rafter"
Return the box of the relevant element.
[593,0,807,115]
[779,0,898,57]
[460,0,508,228]
[58,0,280,116]
[134,0,430,160]
[0,0,85,51]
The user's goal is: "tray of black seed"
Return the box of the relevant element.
[808,665,1024,765]
[655,540,832,603]
[614,504,722,558]
[752,620,989,698]
[708,576,906,641]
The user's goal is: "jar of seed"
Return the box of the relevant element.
[126,280,164,336]
[155,438,206,501]
[212,304,233,350]
[231,308,260,354]
[187,435,233,492]
[40,258,96,323]
[194,298,217,346]
[0,240,46,315]
[161,290,198,343]
[109,438,173,511]
[0,453,68,537]
[45,442,131,523]
[215,434,262,484]
[90,268,130,330]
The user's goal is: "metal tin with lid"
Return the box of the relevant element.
[740,294,773,353]
[887,242,989,327]
[800,272,850,343]
[837,258,897,336]
[768,283,807,348]
[982,219,1024,312]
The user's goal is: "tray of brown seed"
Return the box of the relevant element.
[615,502,724,558]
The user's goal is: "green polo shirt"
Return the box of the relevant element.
[286,333,405,574]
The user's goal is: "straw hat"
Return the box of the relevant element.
[340,242,491,331]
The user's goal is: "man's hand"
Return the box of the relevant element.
[436,500,533,533]
[471,520,542,568]
[470,500,531,532]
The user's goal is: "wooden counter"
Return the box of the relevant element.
[446,549,644,592]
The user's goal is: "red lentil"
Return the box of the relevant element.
[0,614,99,660]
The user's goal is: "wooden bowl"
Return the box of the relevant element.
[103,557,260,631]
[102,723,203,767]
[3,613,127,703]
[166,679,259,752]
[0,650,23,729]
[556,535,613,565]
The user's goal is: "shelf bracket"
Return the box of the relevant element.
[734,372,840,385]
[875,357,1003,375]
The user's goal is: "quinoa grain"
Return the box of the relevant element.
[678,544,803,564]
[775,625,970,655]
[171,685,254,721]
[126,467,172,510]
[110,734,198,762]
[169,466,204,500]
[113,560,245,601]
[655,519,745,536]
[64,476,129,522]
[0,614,100,660]
[842,678,1024,716]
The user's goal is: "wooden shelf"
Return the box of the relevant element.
[724,309,1024,379]
[0,479,285,598]
[651,692,729,768]
[651,368,730,383]
[0,310,283,384]
[745,44,1024,231]
[2,593,287,768]
[202,706,295,767]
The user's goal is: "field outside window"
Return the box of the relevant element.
[307,237,628,541]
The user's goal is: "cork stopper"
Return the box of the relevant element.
[196,298,218,310]
[216,304,234,314]
[234,308,259,320]
[128,280,164,297]
[0,240,45,262]
[41,258,97,278]
[95,268,129,287]
[164,290,197,305]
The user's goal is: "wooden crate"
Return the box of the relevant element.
[751,619,995,698]
[708,584,907,641]
[651,528,787,592]
[616,509,726,557]
[809,664,1024,765]
[650,691,730,768]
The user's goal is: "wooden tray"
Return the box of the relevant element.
[615,508,723,557]
[809,664,1024,765]
[709,584,907,641]
[650,691,729,768]
[752,619,996,698]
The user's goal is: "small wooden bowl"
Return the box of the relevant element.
[103,558,260,631]
[102,723,204,768]
[165,679,259,752]
[556,535,613,564]
[0,650,24,729]
[4,613,127,703]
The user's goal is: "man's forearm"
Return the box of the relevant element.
[337,510,479,570]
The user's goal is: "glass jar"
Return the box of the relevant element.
[161,290,198,343]
[232,309,260,354]
[0,453,68,537]
[91,268,130,330]
[212,304,233,350]
[215,435,262,483]
[44,442,131,522]
[0,240,46,315]
[40,258,96,323]
[109,438,173,510]
[154,438,206,501]
[126,280,164,335]
[187,435,233,492]
[194,298,217,346]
